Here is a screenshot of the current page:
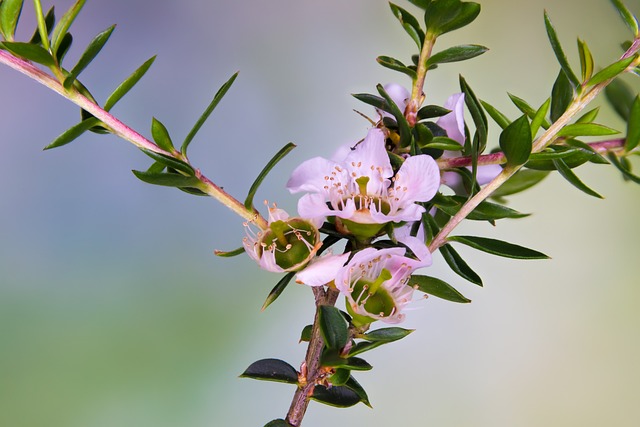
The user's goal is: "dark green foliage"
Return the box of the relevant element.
[245,143,296,211]
[550,70,573,122]
[552,158,603,198]
[544,11,580,89]
[577,38,594,82]
[29,6,54,45]
[427,44,488,67]
[481,100,511,129]
[605,77,636,120]
[377,83,412,147]
[491,169,550,199]
[151,117,175,153]
[499,114,532,167]
[423,0,481,37]
[104,56,156,111]
[50,0,85,57]
[318,305,348,350]
[409,275,471,303]
[261,272,295,311]
[376,55,418,80]
[131,170,200,188]
[63,25,115,89]
[311,384,363,408]
[626,96,640,152]
[588,57,636,86]
[389,2,425,48]
[433,194,529,221]
[240,358,299,384]
[1,41,54,66]
[556,123,619,137]
[0,0,23,41]
[439,243,483,286]
[44,117,100,149]
[448,235,549,259]
[417,104,450,120]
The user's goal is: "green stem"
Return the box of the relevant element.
[406,34,437,126]
[0,49,268,229]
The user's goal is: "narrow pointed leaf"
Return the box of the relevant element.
[626,96,640,152]
[389,3,424,48]
[376,56,417,80]
[44,117,99,150]
[245,143,296,210]
[576,107,600,124]
[439,243,483,286]
[131,170,200,188]
[362,327,413,342]
[2,41,54,66]
[31,0,49,51]
[51,0,86,56]
[417,104,450,120]
[556,123,619,137]
[140,149,194,175]
[29,6,54,45]
[460,75,487,155]
[544,11,580,88]
[607,152,640,184]
[181,72,238,155]
[347,341,385,357]
[491,169,550,198]
[409,275,470,303]
[577,38,594,82]
[552,158,603,198]
[531,98,551,136]
[104,56,156,111]
[448,235,549,259]
[427,44,488,67]
[352,93,387,111]
[605,77,635,120]
[480,100,511,129]
[344,376,371,407]
[240,358,298,384]
[55,32,73,63]
[150,117,175,152]
[261,272,295,311]
[550,69,573,122]
[610,0,639,37]
[318,305,348,350]
[213,246,244,258]
[63,25,115,89]
[0,0,23,41]
[500,114,532,167]
[588,57,635,86]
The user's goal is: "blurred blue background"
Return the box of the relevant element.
[1,0,639,426]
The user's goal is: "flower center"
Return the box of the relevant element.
[351,268,395,318]
[261,219,318,270]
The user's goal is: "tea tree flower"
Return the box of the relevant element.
[243,206,321,273]
[286,128,440,239]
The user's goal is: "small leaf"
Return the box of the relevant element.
[605,77,635,120]
[245,143,296,210]
[311,384,363,408]
[362,327,414,342]
[29,6,54,45]
[322,352,373,371]
[544,11,580,88]
[610,0,639,37]
[577,38,594,82]
[530,98,551,136]
[417,104,450,120]
[424,0,481,36]
[480,100,511,130]
[588,57,635,86]
[550,69,574,122]
[346,341,385,357]
[552,158,603,198]
[344,376,371,407]
[2,41,54,66]
[31,0,50,51]
[104,56,156,111]
[376,56,417,80]
[607,152,640,184]
[318,305,348,350]
[330,368,351,386]
[448,235,550,259]
[51,0,86,56]
[434,194,529,221]
[421,137,463,151]
[439,243,483,286]
[299,324,313,343]
[150,117,175,153]
[409,275,471,303]
[491,169,550,198]
[389,3,425,48]
[264,419,291,427]
[63,25,115,89]
[427,44,488,67]
[131,170,200,188]
[181,72,238,155]
[0,0,23,41]
[352,93,387,111]
[44,117,100,150]
[240,358,298,384]
[626,96,640,152]
[261,272,295,311]
[459,75,487,156]
[556,123,619,137]
[499,114,532,167]
[575,107,600,124]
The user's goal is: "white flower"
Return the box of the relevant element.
[286,128,440,238]
[243,207,321,273]
[437,93,502,193]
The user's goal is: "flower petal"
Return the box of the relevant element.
[286,157,346,194]
[296,252,350,287]
[344,128,393,195]
[392,154,440,205]
[436,93,466,144]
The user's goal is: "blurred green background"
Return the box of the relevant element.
[1,0,639,426]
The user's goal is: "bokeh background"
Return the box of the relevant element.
[1,0,639,426]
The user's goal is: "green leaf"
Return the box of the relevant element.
[181,72,238,156]
[433,194,529,221]
[552,158,603,198]
[480,100,511,130]
[240,358,298,384]
[626,96,640,152]
[427,44,488,67]
[550,69,573,122]
[245,143,296,210]
[530,98,551,136]
[499,114,532,167]
[417,104,450,120]
[0,0,23,41]
[318,305,348,350]
[377,83,412,148]
[544,11,580,88]
[376,56,417,80]
[141,149,194,175]
[1,41,54,66]
[607,152,640,184]
[299,324,313,343]
[131,170,200,188]
[588,57,635,86]
[31,0,49,51]
[63,25,115,89]
[50,0,86,57]
[439,243,483,286]
[150,117,175,152]
[610,0,639,37]
[408,0,431,8]
[264,419,291,427]
[424,0,481,37]
[362,327,414,342]
[421,137,463,151]
[29,6,54,45]
[44,117,100,150]
[605,77,635,120]
[311,384,363,408]
[448,235,549,259]
[104,56,156,111]
[344,376,371,407]
[491,169,550,198]
[389,3,425,48]
[346,341,385,357]
[577,38,594,82]
[55,32,72,63]
[330,368,351,386]
[352,93,387,111]
[576,107,600,124]
[261,272,295,311]
[459,75,487,159]
[556,123,619,137]
[409,275,471,303]
[213,246,244,258]
[322,352,373,371]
